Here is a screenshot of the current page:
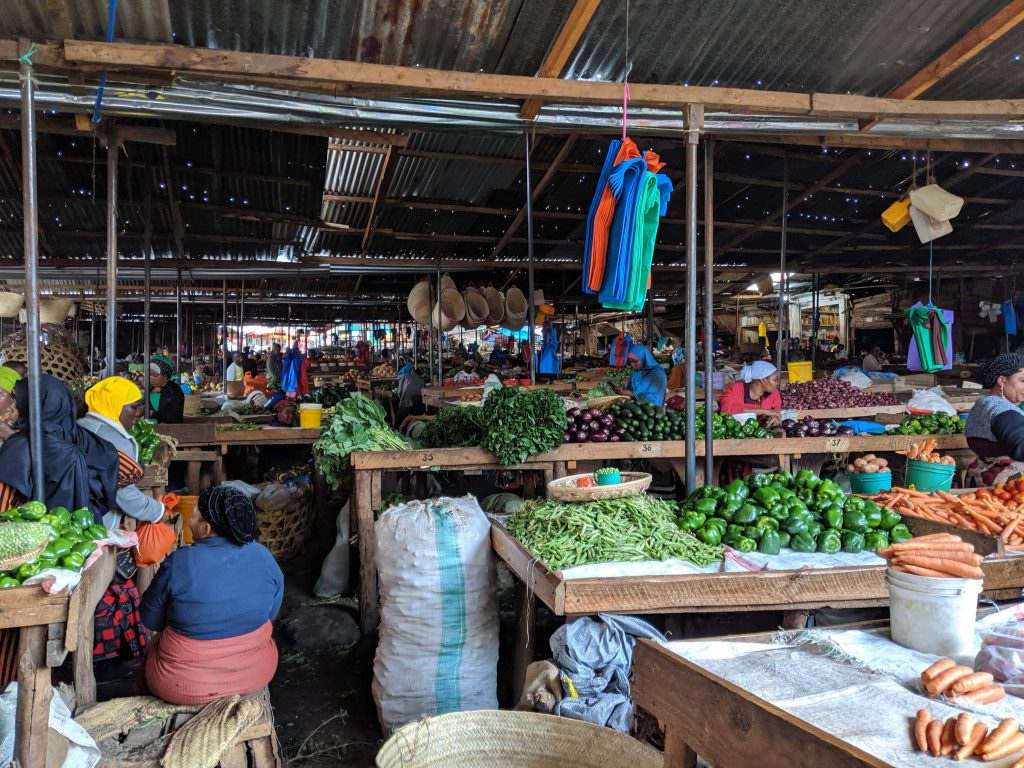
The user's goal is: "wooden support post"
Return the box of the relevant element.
[663,726,698,768]
[354,470,378,633]
[512,580,537,704]
[16,625,50,768]
[781,610,811,630]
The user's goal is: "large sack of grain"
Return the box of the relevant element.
[372,495,498,732]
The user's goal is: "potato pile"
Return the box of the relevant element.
[848,454,889,475]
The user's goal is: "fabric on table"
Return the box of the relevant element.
[551,613,664,732]
[93,579,147,661]
[144,621,278,706]
[599,156,648,307]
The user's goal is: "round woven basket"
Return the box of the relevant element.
[376,710,661,768]
[257,501,312,561]
[431,287,465,331]
[0,541,47,572]
[440,273,457,292]
[484,287,505,325]
[547,472,652,502]
[39,298,73,325]
[0,292,23,319]
[407,279,434,325]
[0,323,85,388]
[505,286,528,316]
[463,289,488,327]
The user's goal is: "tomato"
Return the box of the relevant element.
[999,491,1012,501]
[1014,492,1024,506]
[575,477,596,488]
[977,489,992,498]
[995,483,1006,493]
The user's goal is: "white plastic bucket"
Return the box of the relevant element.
[888,567,982,663]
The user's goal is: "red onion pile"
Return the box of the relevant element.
[781,378,901,409]
[563,407,625,443]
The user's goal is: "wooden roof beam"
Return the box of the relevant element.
[161,147,186,259]
[360,143,398,256]
[520,0,603,121]
[488,133,578,260]
[862,0,1024,131]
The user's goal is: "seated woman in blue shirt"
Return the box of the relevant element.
[140,487,283,705]
[617,345,668,407]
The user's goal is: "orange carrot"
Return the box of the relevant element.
[1011,753,1024,768]
[925,665,974,696]
[915,709,932,751]
[958,722,989,760]
[982,731,1024,761]
[956,713,973,746]
[960,684,1006,704]
[981,719,1019,754]
[897,555,984,579]
[927,719,943,756]
[897,563,962,578]
[1003,517,1022,542]
[922,658,956,683]
[952,672,995,694]
[941,717,958,755]
[895,550,982,566]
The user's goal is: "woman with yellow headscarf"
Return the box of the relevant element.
[79,376,166,530]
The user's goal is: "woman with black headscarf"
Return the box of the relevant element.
[139,487,283,705]
[966,353,1024,486]
[148,355,184,424]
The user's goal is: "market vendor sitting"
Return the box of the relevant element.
[139,486,283,705]
[718,361,781,415]
[966,353,1024,486]
[617,345,667,407]
[395,362,424,428]
[149,355,184,424]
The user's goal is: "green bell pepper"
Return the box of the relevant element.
[0,577,19,589]
[806,521,823,540]
[797,488,815,504]
[61,552,85,571]
[768,503,790,521]
[733,504,760,525]
[755,516,780,533]
[697,524,723,546]
[817,530,842,554]
[17,501,46,521]
[777,530,791,548]
[774,470,794,486]
[864,505,883,529]
[823,504,844,530]
[724,479,750,502]
[790,532,818,553]
[743,526,762,541]
[865,532,890,551]
[682,511,707,531]
[753,486,782,508]
[878,507,902,531]
[816,479,843,500]
[757,530,781,555]
[47,507,71,532]
[733,536,757,553]
[843,510,870,534]
[795,469,822,490]
[784,516,809,536]
[48,538,74,559]
[746,473,772,489]
[717,500,742,522]
[706,517,728,535]
[15,561,40,580]
[72,507,93,528]
[889,523,913,543]
[841,531,865,553]
[693,499,719,519]
[844,496,865,513]
[699,485,725,500]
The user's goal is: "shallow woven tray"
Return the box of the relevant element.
[0,541,47,572]
[546,472,652,502]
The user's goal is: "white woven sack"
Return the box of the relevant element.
[910,184,964,222]
[372,495,498,733]
[909,205,953,244]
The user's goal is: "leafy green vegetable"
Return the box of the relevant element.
[507,494,722,570]
[480,387,566,465]
[422,407,486,448]
[314,393,410,488]
[130,420,161,465]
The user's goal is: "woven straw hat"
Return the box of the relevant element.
[0,292,23,319]
[463,289,489,328]
[440,274,457,292]
[38,298,73,325]
[376,710,662,768]
[484,287,505,326]
[505,286,528,316]
[431,287,466,331]
[407,279,434,325]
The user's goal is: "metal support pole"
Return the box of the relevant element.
[143,181,152,417]
[776,152,788,378]
[20,54,44,499]
[435,266,443,386]
[703,137,715,485]
[524,132,537,384]
[683,105,702,494]
[811,273,818,370]
[239,277,245,354]
[105,136,118,376]
[175,267,182,370]
[647,294,655,347]
[221,279,228,392]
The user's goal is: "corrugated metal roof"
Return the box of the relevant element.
[922,27,1024,100]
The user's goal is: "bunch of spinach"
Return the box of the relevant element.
[422,407,486,448]
[314,393,409,488]
[481,387,566,465]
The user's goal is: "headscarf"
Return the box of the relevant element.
[0,366,21,395]
[150,355,174,378]
[397,363,414,376]
[628,345,668,407]
[982,353,1024,389]
[199,486,258,545]
[86,376,143,423]
[0,374,117,519]
[671,347,685,366]
[741,360,778,384]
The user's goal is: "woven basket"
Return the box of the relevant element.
[0,323,85,388]
[0,541,46,572]
[547,472,652,502]
[376,710,661,768]
[39,298,73,325]
[0,293,23,318]
[183,393,201,417]
[257,501,312,561]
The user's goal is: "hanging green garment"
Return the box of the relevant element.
[905,305,950,373]
[606,172,674,312]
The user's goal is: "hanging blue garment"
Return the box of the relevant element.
[280,344,303,393]
[582,139,623,296]
[1004,301,1018,336]
[537,324,561,374]
[599,157,647,307]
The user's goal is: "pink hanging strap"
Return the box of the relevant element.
[621,80,630,142]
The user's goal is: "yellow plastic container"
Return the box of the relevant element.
[787,361,813,383]
[176,495,198,544]
[882,198,912,233]
[299,402,323,428]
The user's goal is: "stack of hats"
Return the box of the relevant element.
[462,288,489,329]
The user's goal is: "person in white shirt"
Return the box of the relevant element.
[834,344,849,361]
[862,346,886,372]
[226,351,245,382]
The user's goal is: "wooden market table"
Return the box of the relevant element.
[10,548,115,768]
[348,433,968,633]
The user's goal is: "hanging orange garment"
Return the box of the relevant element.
[587,138,640,292]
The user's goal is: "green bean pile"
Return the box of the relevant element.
[506,494,723,571]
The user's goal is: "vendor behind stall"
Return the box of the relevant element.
[149,356,184,424]
[617,345,667,407]
[966,353,1024,486]
[140,487,283,705]
[395,362,424,427]
[718,361,781,415]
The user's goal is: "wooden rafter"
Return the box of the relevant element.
[489,133,578,260]
[360,144,397,256]
[43,0,72,45]
[520,0,603,120]
[160,146,186,259]
[862,0,1024,131]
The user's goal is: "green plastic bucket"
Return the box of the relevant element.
[849,470,892,494]
[905,459,955,492]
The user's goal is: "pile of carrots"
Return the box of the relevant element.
[879,533,984,579]
[914,710,1022,762]
[921,658,1005,704]
[874,488,1024,551]
[898,439,956,465]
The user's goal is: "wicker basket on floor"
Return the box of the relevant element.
[376,710,661,768]
[257,500,312,561]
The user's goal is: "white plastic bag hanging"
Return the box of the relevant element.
[910,184,964,222]
[909,205,953,244]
